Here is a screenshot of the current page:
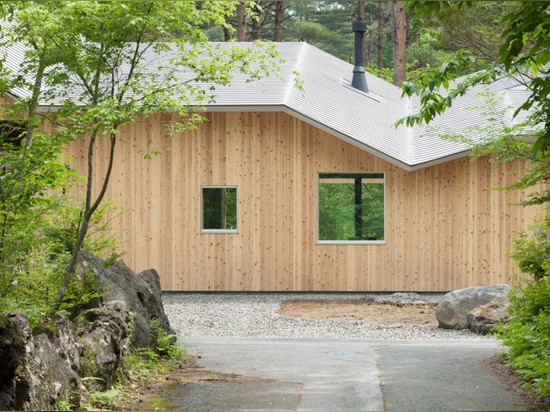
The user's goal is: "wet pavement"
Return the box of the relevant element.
[145,337,529,411]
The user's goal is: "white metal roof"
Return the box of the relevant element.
[2,40,533,171]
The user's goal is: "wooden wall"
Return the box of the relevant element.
[64,111,546,292]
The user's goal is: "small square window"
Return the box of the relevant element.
[318,173,385,243]
[201,186,238,233]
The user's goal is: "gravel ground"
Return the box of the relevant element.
[163,292,488,340]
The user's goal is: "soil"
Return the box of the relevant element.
[278,298,439,328]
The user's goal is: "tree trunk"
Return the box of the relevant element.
[388,1,407,86]
[406,11,411,47]
[51,130,117,314]
[358,1,367,67]
[377,0,384,74]
[274,0,283,42]
[237,2,247,41]
[251,3,261,40]
[224,15,232,41]
[24,58,46,149]
[366,11,374,66]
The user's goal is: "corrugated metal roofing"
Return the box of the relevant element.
[1,39,533,171]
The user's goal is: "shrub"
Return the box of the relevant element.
[510,216,550,280]
[497,278,550,397]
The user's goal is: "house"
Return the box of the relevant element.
[2,26,546,292]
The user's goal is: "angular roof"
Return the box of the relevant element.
[204,42,531,171]
[3,40,531,171]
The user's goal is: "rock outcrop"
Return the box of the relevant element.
[0,252,175,411]
[74,302,131,391]
[467,299,510,335]
[74,251,173,348]
[0,313,85,411]
[436,284,510,329]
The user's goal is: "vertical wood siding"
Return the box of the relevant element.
[65,112,546,291]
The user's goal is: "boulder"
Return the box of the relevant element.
[0,313,31,410]
[73,251,174,348]
[0,313,86,411]
[74,302,130,391]
[467,299,510,335]
[0,253,176,410]
[436,284,510,329]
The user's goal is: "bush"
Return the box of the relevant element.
[510,216,550,280]
[497,278,550,397]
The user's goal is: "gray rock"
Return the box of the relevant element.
[467,299,510,335]
[74,302,130,391]
[0,252,176,410]
[0,313,31,410]
[436,284,510,329]
[74,251,174,348]
[0,313,86,411]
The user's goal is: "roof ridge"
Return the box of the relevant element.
[283,42,307,106]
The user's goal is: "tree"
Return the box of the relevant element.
[401,1,550,160]
[388,1,408,85]
[274,1,284,41]
[377,0,384,73]
[398,3,550,395]
[237,2,247,41]
[1,1,282,314]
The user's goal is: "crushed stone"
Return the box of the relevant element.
[162,292,488,340]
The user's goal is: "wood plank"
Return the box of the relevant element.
[61,111,549,292]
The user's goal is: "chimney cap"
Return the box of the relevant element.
[351,20,369,93]
[352,20,367,33]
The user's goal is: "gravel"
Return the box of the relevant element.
[162,292,488,340]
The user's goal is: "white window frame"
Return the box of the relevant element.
[317,172,386,245]
[200,185,239,234]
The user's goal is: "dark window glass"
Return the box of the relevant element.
[202,187,238,231]
[318,173,384,241]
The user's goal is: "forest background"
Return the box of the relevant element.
[211,0,505,86]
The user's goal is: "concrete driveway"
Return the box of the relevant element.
[151,337,529,411]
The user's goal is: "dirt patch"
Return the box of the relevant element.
[278,299,439,328]
[121,356,301,411]
[120,356,284,411]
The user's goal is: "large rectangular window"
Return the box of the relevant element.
[201,186,238,233]
[318,173,385,243]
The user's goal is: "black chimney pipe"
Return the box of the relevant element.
[351,20,369,93]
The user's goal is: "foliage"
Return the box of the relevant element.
[0,136,121,326]
[402,1,550,158]
[82,318,185,411]
[90,389,121,408]
[1,1,283,314]
[510,216,550,281]
[0,127,80,325]
[497,278,550,397]
[105,320,184,410]
[418,88,549,206]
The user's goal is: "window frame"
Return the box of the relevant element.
[317,172,386,245]
[200,185,239,234]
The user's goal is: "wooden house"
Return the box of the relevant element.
[3,35,546,292]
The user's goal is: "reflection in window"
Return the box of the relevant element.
[201,186,238,232]
[318,173,384,242]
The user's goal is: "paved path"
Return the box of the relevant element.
[156,337,529,411]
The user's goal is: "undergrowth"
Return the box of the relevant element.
[88,319,185,411]
[497,216,550,399]
[497,278,550,398]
